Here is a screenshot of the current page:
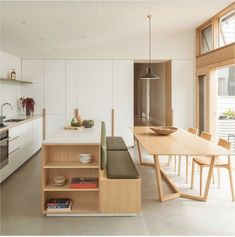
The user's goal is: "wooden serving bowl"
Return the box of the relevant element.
[150,126,178,136]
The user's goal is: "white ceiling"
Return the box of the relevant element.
[0,0,233,59]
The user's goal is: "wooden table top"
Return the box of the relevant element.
[130,126,235,156]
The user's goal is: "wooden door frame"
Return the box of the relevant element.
[165,60,173,126]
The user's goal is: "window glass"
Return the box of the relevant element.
[201,25,212,54]
[219,11,235,46]
[218,66,235,96]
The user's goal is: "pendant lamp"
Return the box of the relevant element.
[141,15,159,80]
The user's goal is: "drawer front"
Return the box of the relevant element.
[9,136,20,155]
[9,147,22,171]
[9,125,21,140]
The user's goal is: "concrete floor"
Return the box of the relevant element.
[1,147,235,235]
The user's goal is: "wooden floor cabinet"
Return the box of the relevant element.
[42,144,101,215]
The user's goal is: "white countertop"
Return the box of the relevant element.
[0,114,42,132]
[43,120,101,145]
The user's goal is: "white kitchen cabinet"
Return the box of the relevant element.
[1,118,43,183]
[65,60,78,122]
[77,60,113,136]
[113,60,134,146]
[33,117,43,152]
[44,60,66,115]
[46,115,65,138]
[18,121,34,162]
[21,59,134,142]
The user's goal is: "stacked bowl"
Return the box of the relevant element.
[78,154,93,164]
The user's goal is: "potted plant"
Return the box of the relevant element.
[20,97,35,116]
[220,108,235,120]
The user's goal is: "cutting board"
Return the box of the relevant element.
[64,126,81,130]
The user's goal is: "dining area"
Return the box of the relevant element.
[131,126,235,203]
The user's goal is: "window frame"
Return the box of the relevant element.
[196,3,235,56]
[200,24,213,54]
[219,10,235,47]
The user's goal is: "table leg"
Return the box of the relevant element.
[136,139,143,165]
[202,156,216,201]
[153,155,164,201]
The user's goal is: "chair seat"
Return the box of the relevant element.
[193,156,228,167]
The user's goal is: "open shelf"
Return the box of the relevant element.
[44,183,99,192]
[0,78,32,84]
[42,143,101,215]
[43,161,99,169]
[44,202,99,214]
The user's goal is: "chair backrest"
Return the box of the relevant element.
[218,138,231,150]
[188,127,198,135]
[200,131,212,141]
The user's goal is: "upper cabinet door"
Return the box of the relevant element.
[65,60,79,122]
[77,60,112,127]
[113,60,134,146]
[44,60,66,115]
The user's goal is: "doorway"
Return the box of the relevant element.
[133,61,172,126]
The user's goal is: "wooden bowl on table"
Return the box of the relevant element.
[150,126,178,136]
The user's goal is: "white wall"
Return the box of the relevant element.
[0,50,22,118]
[172,60,194,129]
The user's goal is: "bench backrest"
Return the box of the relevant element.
[101,121,107,170]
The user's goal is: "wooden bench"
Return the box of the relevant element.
[99,121,141,214]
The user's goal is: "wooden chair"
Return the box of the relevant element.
[188,127,198,135]
[177,127,198,183]
[191,138,235,201]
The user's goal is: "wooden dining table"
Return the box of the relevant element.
[130,126,235,202]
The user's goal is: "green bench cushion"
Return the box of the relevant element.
[100,121,107,170]
[107,151,139,179]
[106,136,127,151]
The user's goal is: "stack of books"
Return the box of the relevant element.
[47,198,72,212]
[70,177,98,189]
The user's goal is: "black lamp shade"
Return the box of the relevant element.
[140,66,160,80]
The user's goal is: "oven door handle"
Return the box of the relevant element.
[0,137,10,144]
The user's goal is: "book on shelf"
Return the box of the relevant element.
[46,198,72,212]
[70,177,98,189]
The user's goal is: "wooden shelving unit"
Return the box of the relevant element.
[42,144,100,215]
[0,78,32,84]
[43,161,99,169]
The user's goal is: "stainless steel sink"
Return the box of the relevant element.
[4,119,25,122]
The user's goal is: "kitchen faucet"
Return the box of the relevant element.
[0,103,13,125]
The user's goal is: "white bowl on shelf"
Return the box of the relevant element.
[80,157,92,164]
[77,154,93,164]
[79,153,92,157]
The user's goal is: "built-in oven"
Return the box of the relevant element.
[0,129,9,169]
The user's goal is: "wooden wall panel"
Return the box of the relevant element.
[165,60,173,126]
[196,43,235,70]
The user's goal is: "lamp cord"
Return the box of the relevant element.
[147,15,151,66]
